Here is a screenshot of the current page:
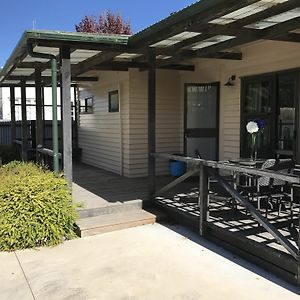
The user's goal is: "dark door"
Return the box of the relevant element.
[185,83,219,160]
[241,71,299,160]
[277,72,298,159]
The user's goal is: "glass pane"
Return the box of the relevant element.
[109,92,119,112]
[86,106,93,114]
[187,85,217,129]
[44,107,52,120]
[186,137,217,160]
[244,81,271,113]
[26,97,36,105]
[44,107,61,120]
[277,77,296,151]
[43,88,52,105]
[15,106,22,121]
[26,106,36,120]
[86,97,93,107]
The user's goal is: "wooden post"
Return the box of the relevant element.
[298,211,300,286]
[74,85,79,150]
[148,49,156,198]
[10,86,16,143]
[35,67,44,163]
[199,164,209,236]
[60,47,72,188]
[21,81,29,161]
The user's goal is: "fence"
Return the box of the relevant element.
[0,121,77,149]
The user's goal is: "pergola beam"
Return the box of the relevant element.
[195,16,300,57]
[31,39,129,52]
[7,75,98,82]
[72,51,122,76]
[92,61,195,71]
[129,0,261,48]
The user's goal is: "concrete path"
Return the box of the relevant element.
[1,224,299,300]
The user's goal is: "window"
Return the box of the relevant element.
[108,90,119,113]
[80,96,93,114]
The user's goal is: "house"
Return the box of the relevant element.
[1,0,300,284]
[1,0,300,181]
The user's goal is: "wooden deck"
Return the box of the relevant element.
[155,183,300,284]
[73,162,196,208]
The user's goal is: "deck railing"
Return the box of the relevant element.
[152,153,300,261]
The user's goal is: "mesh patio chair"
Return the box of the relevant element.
[238,158,294,219]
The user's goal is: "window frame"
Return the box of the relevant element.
[79,96,93,114]
[108,90,119,113]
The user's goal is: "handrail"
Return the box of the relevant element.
[153,153,300,185]
[13,139,23,145]
[37,147,62,159]
[152,152,300,260]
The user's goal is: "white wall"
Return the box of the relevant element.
[78,71,129,175]
[127,69,182,177]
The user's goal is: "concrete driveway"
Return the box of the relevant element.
[1,223,299,300]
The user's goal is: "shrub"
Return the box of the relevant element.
[0,161,78,251]
[0,144,20,164]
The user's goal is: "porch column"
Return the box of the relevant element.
[74,85,79,150]
[60,47,72,187]
[148,49,156,197]
[9,86,16,143]
[35,67,44,163]
[21,81,29,161]
[199,164,209,236]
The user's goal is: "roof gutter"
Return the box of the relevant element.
[27,42,59,174]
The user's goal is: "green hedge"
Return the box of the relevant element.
[0,162,78,251]
[0,144,20,164]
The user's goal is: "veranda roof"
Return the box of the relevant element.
[1,0,300,86]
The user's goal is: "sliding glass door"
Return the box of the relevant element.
[241,71,299,160]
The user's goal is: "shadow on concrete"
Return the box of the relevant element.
[163,222,300,296]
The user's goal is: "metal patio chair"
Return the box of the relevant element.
[238,159,294,219]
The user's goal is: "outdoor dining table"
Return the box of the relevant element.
[226,158,267,188]
[228,158,265,167]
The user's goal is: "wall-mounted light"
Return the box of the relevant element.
[224,75,236,87]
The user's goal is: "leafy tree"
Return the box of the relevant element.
[75,11,132,34]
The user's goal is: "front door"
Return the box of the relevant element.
[185,83,219,160]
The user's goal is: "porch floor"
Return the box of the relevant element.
[73,162,149,211]
[72,162,196,210]
[155,196,299,255]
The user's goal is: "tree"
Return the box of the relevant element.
[75,11,132,34]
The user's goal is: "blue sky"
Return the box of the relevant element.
[0,0,196,67]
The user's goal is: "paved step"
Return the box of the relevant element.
[75,210,156,237]
[78,200,143,219]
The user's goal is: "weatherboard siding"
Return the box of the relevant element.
[127,69,182,177]
[78,71,129,175]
